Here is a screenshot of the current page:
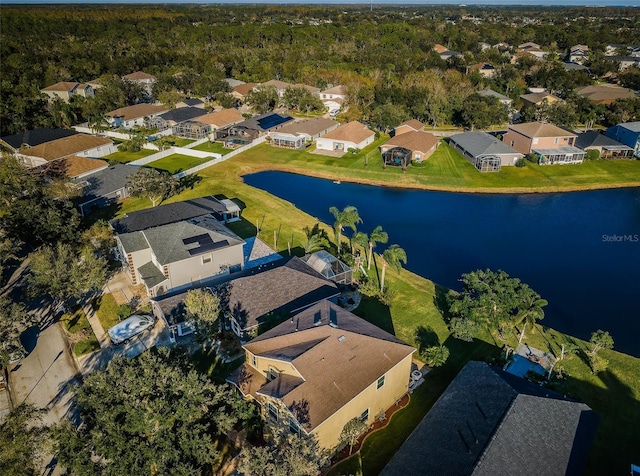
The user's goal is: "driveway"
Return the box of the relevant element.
[8,323,81,427]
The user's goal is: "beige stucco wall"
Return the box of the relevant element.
[164,244,244,290]
[503,129,575,154]
[311,353,413,449]
[247,351,301,379]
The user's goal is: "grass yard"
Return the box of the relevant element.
[168,136,196,147]
[105,148,156,163]
[60,308,100,356]
[95,138,640,475]
[148,154,213,174]
[93,293,120,330]
[193,141,234,155]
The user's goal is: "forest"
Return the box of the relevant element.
[2,4,640,135]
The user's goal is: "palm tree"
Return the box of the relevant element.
[422,345,450,368]
[515,290,548,344]
[302,233,329,254]
[367,226,388,271]
[353,231,369,265]
[328,205,362,249]
[380,244,407,292]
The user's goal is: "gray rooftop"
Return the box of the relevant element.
[563,62,590,72]
[137,261,168,288]
[1,128,78,150]
[111,196,232,233]
[158,107,207,123]
[140,215,244,265]
[118,231,149,254]
[533,146,585,156]
[477,89,511,102]
[616,121,640,132]
[450,132,522,158]
[575,130,632,150]
[77,163,138,206]
[381,361,599,476]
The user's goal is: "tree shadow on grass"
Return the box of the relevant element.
[433,284,452,323]
[414,326,440,354]
[352,294,394,336]
[180,173,202,190]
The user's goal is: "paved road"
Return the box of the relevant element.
[8,323,81,427]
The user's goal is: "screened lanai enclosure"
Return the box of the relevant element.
[302,250,352,285]
[383,147,412,170]
[173,121,211,140]
[473,155,501,172]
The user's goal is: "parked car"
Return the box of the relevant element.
[107,315,155,345]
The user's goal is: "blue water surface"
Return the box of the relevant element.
[244,171,640,357]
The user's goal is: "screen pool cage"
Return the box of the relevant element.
[303,250,352,285]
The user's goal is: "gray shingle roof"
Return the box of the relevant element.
[137,261,167,288]
[477,89,511,102]
[1,128,78,150]
[110,196,231,233]
[140,215,244,265]
[118,231,149,254]
[158,107,207,123]
[381,361,599,476]
[575,130,630,149]
[450,132,522,158]
[617,121,640,132]
[77,163,138,205]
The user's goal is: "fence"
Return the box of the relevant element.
[129,146,220,167]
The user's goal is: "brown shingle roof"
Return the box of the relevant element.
[262,79,294,90]
[520,92,560,105]
[223,257,339,331]
[321,121,374,143]
[321,85,346,96]
[106,104,167,121]
[275,117,338,136]
[41,82,78,92]
[233,83,258,96]
[21,135,113,162]
[122,71,155,81]
[396,119,424,133]
[433,44,449,54]
[51,156,108,178]
[238,301,415,432]
[575,84,635,103]
[509,122,575,138]
[383,131,439,154]
[194,108,244,127]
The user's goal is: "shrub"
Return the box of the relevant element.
[117,304,133,319]
[525,152,539,164]
[515,158,527,168]
[585,149,600,161]
[589,353,609,374]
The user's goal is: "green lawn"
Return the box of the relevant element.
[105,148,156,164]
[93,293,120,331]
[60,308,100,356]
[148,154,213,174]
[95,141,640,476]
[192,141,234,156]
[167,136,195,147]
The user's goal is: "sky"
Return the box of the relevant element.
[3,0,640,5]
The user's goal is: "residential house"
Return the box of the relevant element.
[215,112,294,147]
[606,122,640,158]
[604,55,640,71]
[232,83,258,103]
[467,63,497,79]
[315,121,375,155]
[518,41,547,58]
[175,98,205,109]
[519,91,562,108]
[182,108,245,140]
[225,78,246,88]
[450,132,524,172]
[112,203,245,297]
[575,131,635,159]
[393,119,424,137]
[0,128,78,154]
[41,155,109,181]
[268,117,339,149]
[380,130,439,168]
[147,107,207,132]
[16,133,116,168]
[75,163,138,217]
[479,42,491,51]
[477,89,513,108]
[568,44,589,64]
[227,300,416,449]
[320,85,347,114]
[381,361,599,476]
[106,104,168,129]
[562,62,590,74]
[433,43,462,61]
[40,81,95,102]
[122,71,156,94]
[503,122,585,165]
[261,80,294,98]
[575,84,635,106]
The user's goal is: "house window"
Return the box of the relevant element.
[252,354,257,366]
[360,408,369,422]
[202,255,212,264]
[267,402,279,422]
[377,375,385,390]
[554,138,559,144]
[289,417,300,435]
[268,367,278,381]
[533,138,539,145]
[510,141,515,147]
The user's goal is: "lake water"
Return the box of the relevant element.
[244,171,640,357]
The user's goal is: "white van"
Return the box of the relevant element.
[108,315,155,345]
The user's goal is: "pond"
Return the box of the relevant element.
[244,171,640,357]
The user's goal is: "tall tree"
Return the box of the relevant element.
[28,243,107,307]
[246,85,279,114]
[588,329,614,356]
[55,348,250,476]
[184,288,221,344]
[126,167,180,207]
[366,226,388,271]
[328,205,362,249]
[0,296,30,368]
[0,405,50,476]
[380,244,407,292]
[514,288,548,343]
[338,417,368,456]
